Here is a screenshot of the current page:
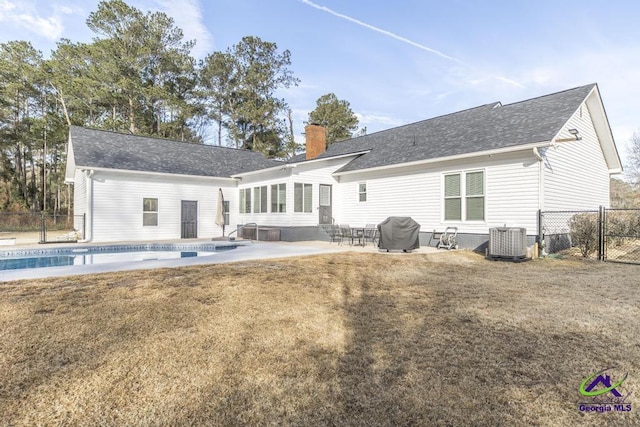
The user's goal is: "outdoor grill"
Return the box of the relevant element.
[377,217,421,251]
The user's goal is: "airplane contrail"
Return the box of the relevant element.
[300,0,463,64]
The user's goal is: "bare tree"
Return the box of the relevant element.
[629,132,640,186]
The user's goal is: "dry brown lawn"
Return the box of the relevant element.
[1,251,639,426]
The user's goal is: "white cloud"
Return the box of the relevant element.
[0,0,66,40]
[355,112,405,128]
[153,0,214,58]
[0,0,15,13]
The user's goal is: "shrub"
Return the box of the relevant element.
[569,213,599,257]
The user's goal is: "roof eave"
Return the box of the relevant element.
[585,85,624,173]
[230,162,289,178]
[232,150,371,178]
[309,150,371,163]
[332,141,553,176]
[76,165,239,182]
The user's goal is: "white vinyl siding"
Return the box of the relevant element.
[73,169,87,218]
[88,171,234,242]
[337,152,539,235]
[294,183,313,213]
[543,103,610,210]
[72,170,87,233]
[234,159,349,227]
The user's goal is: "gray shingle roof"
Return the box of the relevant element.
[70,85,597,178]
[70,126,282,178]
[312,84,596,173]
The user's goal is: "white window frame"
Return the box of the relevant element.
[442,170,485,222]
[358,182,367,202]
[271,183,286,213]
[443,173,462,221]
[143,197,158,226]
[239,188,251,213]
[253,186,267,213]
[294,182,313,213]
[465,170,485,221]
[223,200,230,225]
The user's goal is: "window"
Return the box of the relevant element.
[271,183,286,213]
[143,198,158,226]
[465,171,485,221]
[444,174,461,221]
[223,200,230,225]
[358,182,367,202]
[443,171,484,221]
[239,188,251,213]
[294,183,313,213]
[253,186,267,213]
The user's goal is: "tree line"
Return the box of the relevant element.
[0,0,360,214]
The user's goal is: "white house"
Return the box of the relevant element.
[65,83,622,248]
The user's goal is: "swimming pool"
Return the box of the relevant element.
[0,241,348,282]
[0,243,237,271]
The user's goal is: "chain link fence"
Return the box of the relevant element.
[539,209,600,258]
[0,212,85,244]
[603,208,640,264]
[539,207,640,264]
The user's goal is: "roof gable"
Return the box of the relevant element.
[69,126,281,178]
[583,85,623,173]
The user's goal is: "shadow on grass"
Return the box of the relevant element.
[4,255,640,425]
[295,263,637,425]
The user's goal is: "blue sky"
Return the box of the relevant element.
[1,0,639,171]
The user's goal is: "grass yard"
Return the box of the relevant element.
[1,251,639,426]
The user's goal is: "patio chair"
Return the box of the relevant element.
[333,224,346,244]
[339,224,353,245]
[322,224,342,243]
[364,224,378,246]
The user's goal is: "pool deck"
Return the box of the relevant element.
[0,239,441,282]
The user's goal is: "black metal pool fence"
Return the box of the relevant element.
[0,212,85,243]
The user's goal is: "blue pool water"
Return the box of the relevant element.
[0,244,236,271]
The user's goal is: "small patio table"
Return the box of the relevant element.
[350,227,365,246]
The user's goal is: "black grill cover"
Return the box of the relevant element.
[377,217,421,250]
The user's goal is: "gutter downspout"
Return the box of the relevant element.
[80,170,94,242]
[533,147,544,212]
[533,147,544,256]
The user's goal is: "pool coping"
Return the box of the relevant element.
[0,241,351,282]
[0,241,242,258]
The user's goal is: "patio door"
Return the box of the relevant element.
[181,200,198,238]
[319,184,332,225]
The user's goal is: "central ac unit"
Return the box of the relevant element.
[488,227,527,260]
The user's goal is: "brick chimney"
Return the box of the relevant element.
[305,124,326,160]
